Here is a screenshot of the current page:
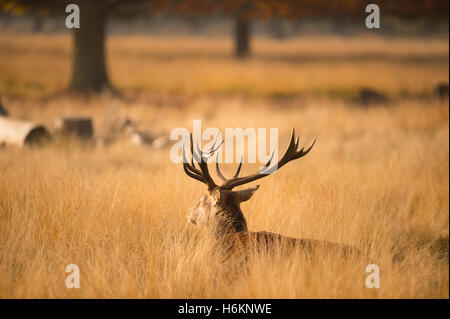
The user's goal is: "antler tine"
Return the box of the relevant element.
[209,135,223,157]
[215,152,228,184]
[185,136,203,176]
[182,133,218,191]
[221,128,316,190]
[190,133,202,164]
[209,131,222,153]
[261,147,276,171]
[300,136,316,157]
[233,155,244,178]
[277,129,300,166]
[198,134,220,190]
[193,131,223,160]
[216,153,244,184]
[294,130,299,149]
[288,128,297,152]
[182,144,205,183]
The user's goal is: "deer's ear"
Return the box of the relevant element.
[236,185,260,202]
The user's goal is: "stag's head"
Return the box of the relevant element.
[183,129,316,235]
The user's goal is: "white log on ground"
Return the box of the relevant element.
[0,117,50,147]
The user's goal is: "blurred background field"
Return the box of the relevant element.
[0,1,448,298]
[0,32,448,99]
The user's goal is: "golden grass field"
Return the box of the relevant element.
[0,32,449,298]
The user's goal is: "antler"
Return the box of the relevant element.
[216,128,316,190]
[182,131,223,191]
[182,128,315,191]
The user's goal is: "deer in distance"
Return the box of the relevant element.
[182,128,362,259]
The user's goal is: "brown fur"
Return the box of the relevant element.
[187,187,361,258]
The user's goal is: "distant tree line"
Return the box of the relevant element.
[0,0,448,94]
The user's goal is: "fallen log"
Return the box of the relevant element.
[357,88,389,106]
[433,83,449,100]
[0,117,50,147]
[54,117,93,140]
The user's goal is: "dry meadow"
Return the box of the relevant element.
[0,32,448,298]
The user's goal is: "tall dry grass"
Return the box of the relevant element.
[0,97,448,298]
[0,33,448,97]
[0,32,448,298]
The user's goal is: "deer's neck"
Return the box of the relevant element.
[213,205,248,239]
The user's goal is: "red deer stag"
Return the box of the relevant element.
[182,129,361,258]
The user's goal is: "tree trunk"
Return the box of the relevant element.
[32,15,44,33]
[69,2,110,93]
[234,14,250,59]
